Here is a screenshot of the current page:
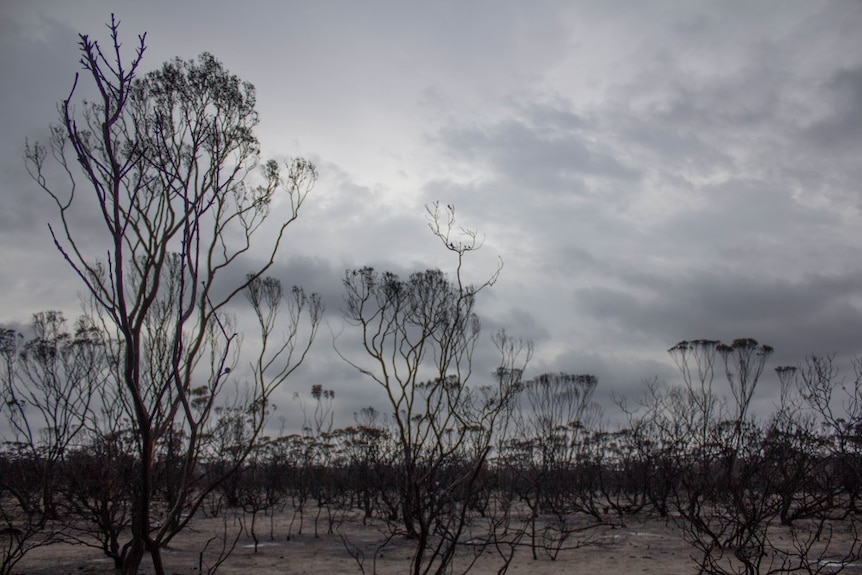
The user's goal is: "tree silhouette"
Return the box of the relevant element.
[23,16,321,575]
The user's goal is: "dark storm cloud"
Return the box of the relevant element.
[573,268,862,361]
[806,66,862,152]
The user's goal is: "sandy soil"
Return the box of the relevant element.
[11,511,862,575]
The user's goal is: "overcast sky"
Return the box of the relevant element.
[1,1,861,429]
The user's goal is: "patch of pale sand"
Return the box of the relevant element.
[11,513,860,575]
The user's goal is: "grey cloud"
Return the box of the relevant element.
[0,15,80,240]
[573,269,862,362]
[476,305,553,350]
[410,4,862,427]
[806,66,862,151]
[436,112,641,192]
[3,1,862,431]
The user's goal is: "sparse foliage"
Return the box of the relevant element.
[336,204,526,575]
[22,16,320,575]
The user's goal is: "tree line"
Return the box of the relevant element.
[3,326,861,574]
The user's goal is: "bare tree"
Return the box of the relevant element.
[796,355,862,515]
[23,17,320,575]
[336,203,527,575]
[717,339,774,444]
[296,384,336,438]
[649,339,862,574]
[501,372,604,561]
[668,339,722,448]
[0,313,104,575]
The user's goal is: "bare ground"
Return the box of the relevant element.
[11,511,862,575]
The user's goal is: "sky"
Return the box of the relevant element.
[1,1,861,430]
